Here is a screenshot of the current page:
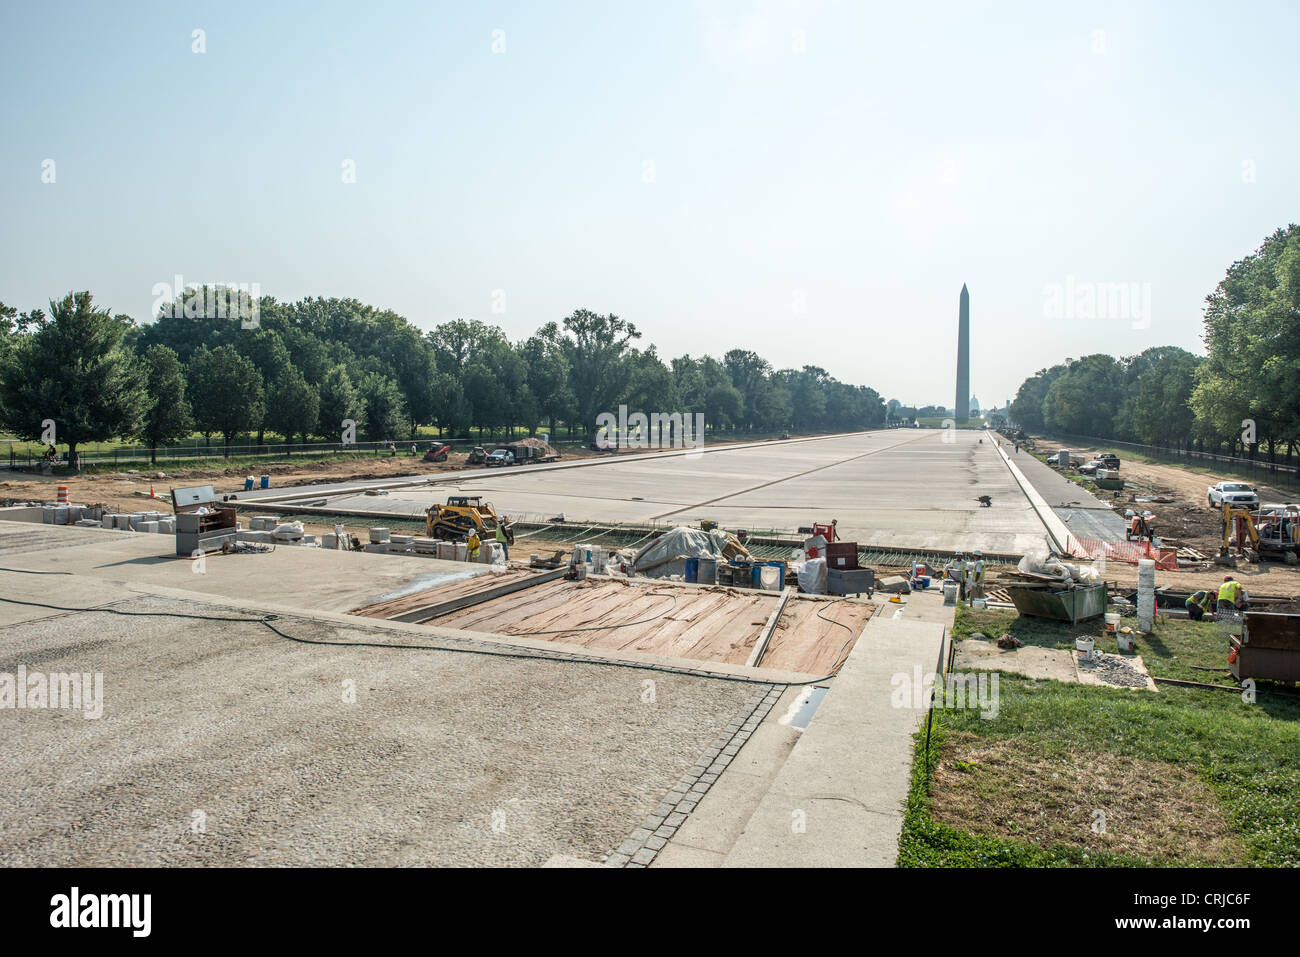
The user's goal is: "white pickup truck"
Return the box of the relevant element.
[1207,481,1259,508]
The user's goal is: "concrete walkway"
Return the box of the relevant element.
[695,594,948,867]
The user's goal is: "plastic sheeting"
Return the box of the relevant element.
[796,557,827,595]
[632,526,733,575]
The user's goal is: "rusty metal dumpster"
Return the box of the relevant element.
[1230,611,1300,683]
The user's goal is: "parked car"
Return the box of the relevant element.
[1078,460,1102,475]
[1208,481,1259,508]
[484,448,515,468]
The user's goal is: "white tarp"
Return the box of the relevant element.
[796,557,827,595]
[632,526,732,575]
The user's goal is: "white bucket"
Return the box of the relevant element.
[1105,612,1119,633]
[972,597,986,609]
[1076,637,1094,655]
[1116,632,1136,653]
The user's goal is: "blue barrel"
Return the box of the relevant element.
[259,475,269,489]
[684,557,699,583]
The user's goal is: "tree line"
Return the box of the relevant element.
[0,292,887,466]
[1008,225,1300,464]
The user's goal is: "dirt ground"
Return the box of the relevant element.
[1030,438,1300,597]
[931,733,1243,864]
[0,442,678,515]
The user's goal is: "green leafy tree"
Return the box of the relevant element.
[317,365,363,441]
[0,292,147,470]
[523,324,572,436]
[1042,354,1124,436]
[358,373,406,440]
[265,367,320,444]
[187,344,265,455]
[135,345,193,464]
[1009,364,1067,433]
[555,309,641,442]
[1192,225,1300,460]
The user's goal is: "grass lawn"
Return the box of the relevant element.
[899,605,1300,866]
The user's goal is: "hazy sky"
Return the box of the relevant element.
[3,0,1297,409]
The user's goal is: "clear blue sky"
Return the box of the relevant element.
[3,0,1298,409]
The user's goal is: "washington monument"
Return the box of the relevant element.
[955,283,970,423]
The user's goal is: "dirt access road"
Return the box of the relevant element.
[1034,436,1300,596]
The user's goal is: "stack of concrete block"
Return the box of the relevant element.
[369,527,391,544]
[138,520,159,533]
[75,519,102,528]
[237,529,275,544]
[249,516,280,531]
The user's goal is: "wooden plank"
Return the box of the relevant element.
[747,587,793,668]
[393,567,568,623]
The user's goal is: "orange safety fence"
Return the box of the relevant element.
[1065,534,1178,570]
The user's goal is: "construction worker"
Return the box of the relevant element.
[1184,589,1215,622]
[1217,575,1249,613]
[944,551,966,600]
[494,518,509,561]
[969,550,986,603]
[467,530,481,562]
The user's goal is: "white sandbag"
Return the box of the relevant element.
[271,521,304,542]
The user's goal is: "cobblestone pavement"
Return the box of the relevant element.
[601,684,785,867]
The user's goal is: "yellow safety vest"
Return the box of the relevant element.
[495,525,508,543]
[1217,581,1241,605]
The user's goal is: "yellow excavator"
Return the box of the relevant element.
[426,495,515,543]
[1221,503,1300,564]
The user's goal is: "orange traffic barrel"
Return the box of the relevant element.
[56,485,69,504]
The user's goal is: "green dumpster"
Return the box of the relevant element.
[1006,582,1107,624]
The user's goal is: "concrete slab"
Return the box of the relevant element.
[721,615,946,867]
[0,520,496,615]
[1002,443,1128,541]
[297,430,1052,554]
[956,639,1081,683]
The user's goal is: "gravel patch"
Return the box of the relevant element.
[1076,650,1151,688]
